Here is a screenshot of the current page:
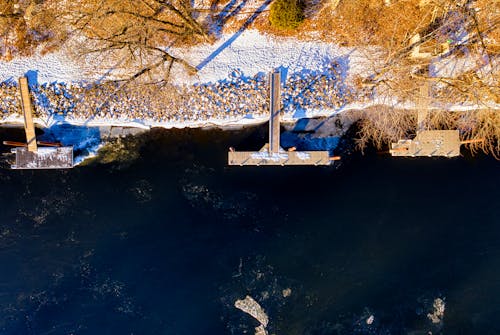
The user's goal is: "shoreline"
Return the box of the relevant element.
[2,100,497,132]
[0,114,269,131]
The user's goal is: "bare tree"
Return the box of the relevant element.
[362,0,499,102]
[61,0,209,85]
[350,0,500,157]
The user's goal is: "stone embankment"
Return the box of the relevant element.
[0,65,356,126]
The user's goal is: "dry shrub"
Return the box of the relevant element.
[430,65,500,107]
[75,0,205,45]
[324,0,380,45]
[269,0,305,30]
[351,106,416,152]
[61,0,206,83]
[307,0,431,46]
[427,110,460,130]
[475,0,500,50]
[0,0,65,60]
[460,109,500,159]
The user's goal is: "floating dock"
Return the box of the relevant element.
[12,146,74,169]
[228,71,332,166]
[8,77,74,169]
[390,130,461,157]
[229,144,331,166]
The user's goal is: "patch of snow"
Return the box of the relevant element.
[250,151,288,161]
[0,51,92,84]
[296,152,311,160]
[0,30,372,87]
[0,28,498,167]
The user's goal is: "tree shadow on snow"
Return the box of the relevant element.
[197,0,272,71]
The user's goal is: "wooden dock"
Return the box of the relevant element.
[390,130,461,157]
[7,76,74,169]
[391,82,465,158]
[19,77,37,152]
[228,70,333,166]
[12,146,74,169]
[229,145,330,166]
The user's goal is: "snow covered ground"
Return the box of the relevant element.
[0,30,369,85]
[0,51,91,85]
[170,30,370,85]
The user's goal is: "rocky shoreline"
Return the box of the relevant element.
[0,64,356,130]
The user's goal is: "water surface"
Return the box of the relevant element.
[0,126,499,335]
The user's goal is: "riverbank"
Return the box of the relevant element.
[1,28,498,163]
[1,28,498,126]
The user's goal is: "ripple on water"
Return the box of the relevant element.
[128,179,153,203]
[16,181,79,226]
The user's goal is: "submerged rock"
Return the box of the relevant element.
[254,324,268,335]
[282,288,292,298]
[427,298,445,323]
[234,295,269,327]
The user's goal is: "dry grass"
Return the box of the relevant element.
[0,0,65,60]
[430,109,500,158]
[457,109,500,159]
[348,106,416,152]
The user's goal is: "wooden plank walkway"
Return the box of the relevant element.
[228,70,332,166]
[269,71,281,153]
[417,82,429,131]
[18,77,37,152]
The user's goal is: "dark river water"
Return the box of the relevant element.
[0,125,499,335]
